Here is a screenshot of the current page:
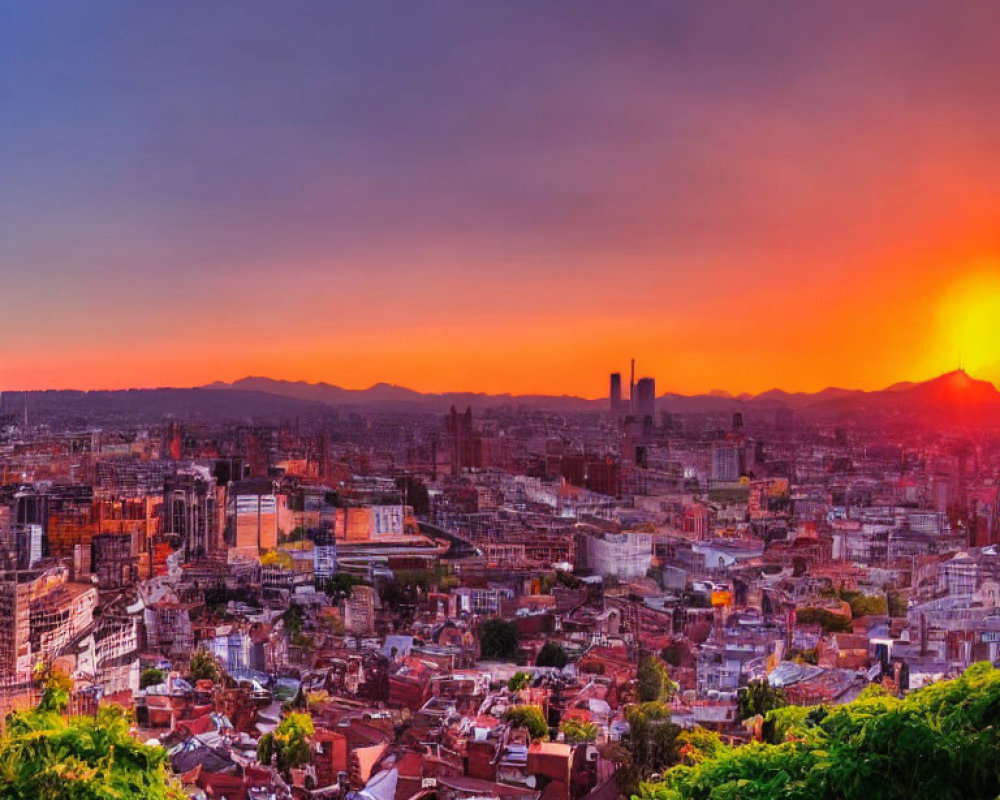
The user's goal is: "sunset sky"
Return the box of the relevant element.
[3,1,1000,397]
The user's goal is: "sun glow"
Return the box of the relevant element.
[931,269,1000,380]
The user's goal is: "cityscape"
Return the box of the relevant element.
[4,3,1000,800]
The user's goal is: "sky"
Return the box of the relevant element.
[2,1,1000,397]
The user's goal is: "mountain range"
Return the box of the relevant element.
[2,370,999,426]
[204,369,1000,423]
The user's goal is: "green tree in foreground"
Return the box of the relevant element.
[480,619,520,660]
[257,712,315,778]
[0,669,181,800]
[638,662,1000,800]
[505,705,548,741]
[536,641,569,668]
[737,677,787,720]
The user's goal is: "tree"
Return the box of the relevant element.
[140,668,166,689]
[536,641,568,668]
[188,649,220,683]
[637,655,675,703]
[675,728,724,766]
[560,718,598,743]
[640,662,1000,800]
[321,572,363,597]
[480,619,519,661]
[738,677,787,720]
[0,668,181,799]
[796,607,852,633]
[257,712,315,778]
[508,671,531,692]
[505,705,548,741]
[619,702,681,797]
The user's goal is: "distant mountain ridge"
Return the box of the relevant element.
[201,369,1000,423]
[3,370,998,426]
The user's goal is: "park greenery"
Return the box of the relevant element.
[0,667,181,800]
[637,662,1000,800]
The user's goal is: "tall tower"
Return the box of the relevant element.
[635,377,656,420]
[629,359,636,415]
[609,373,622,413]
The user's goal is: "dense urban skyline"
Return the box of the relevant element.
[4,1,1000,395]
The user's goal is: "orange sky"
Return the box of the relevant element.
[3,3,1000,397]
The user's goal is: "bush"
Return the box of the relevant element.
[560,718,598,743]
[536,641,568,668]
[480,619,519,661]
[508,671,531,692]
[140,668,166,689]
[188,649,220,683]
[257,712,315,777]
[505,705,548,740]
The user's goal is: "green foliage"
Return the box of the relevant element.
[257,712,315,777]
[0,698,181,800]
[838,589,887,618]
[560,718,598,743]
[320,572,364,597]
[505,705,548,741]
[508,671,531,692]
[536,641,569,668]
[140,668,166,689]
[795,607,852,633]
[887,590,907,618]
[480,619,520,661]
[620,702,681,796]
[34,664,74,713]
[638,662,1000,800]
[738,678,787,721]
[637,655,675,703]
[676,729,725,766]
[188,649,220,683]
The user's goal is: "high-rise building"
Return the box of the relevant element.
[164,470,222,558]
[635,377,656,420]
[227,478,278,560]
[711,445,741,482]
[609,373,622,413]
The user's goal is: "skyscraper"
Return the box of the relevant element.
[635,377,656,420]
[609,373,622,413]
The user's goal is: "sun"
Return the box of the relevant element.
[932,269,1000,379]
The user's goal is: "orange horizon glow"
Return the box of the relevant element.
[2,258,999,399]
[5,4,1000,398]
